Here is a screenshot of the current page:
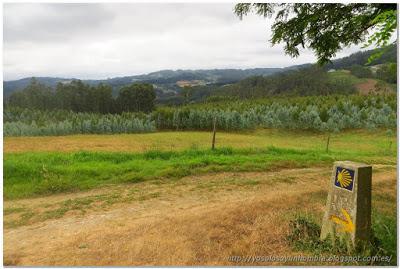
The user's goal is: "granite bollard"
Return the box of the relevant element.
[320,161,372,246]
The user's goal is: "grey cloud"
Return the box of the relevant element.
[3,3,369,81]
[4,3,115,43]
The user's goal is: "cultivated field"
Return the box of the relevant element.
[4,129,397,266]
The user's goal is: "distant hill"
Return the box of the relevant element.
[207,66,356,99]
[324,43,397,70]
[197,45,397,101]
[4,43,396,100]
[3,77,72,98]
[3,68,283,98]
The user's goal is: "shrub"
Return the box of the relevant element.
[4,95,397,136]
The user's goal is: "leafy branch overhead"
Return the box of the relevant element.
[234,3,397,64]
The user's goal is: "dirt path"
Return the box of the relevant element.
[355,78,393,95]
[4,166,396,266]
[356,79,377,95]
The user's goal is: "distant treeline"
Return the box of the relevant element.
[5,47,397,110]
[6,66,353,111]
[6,78,156,114]
[348,63,397,83]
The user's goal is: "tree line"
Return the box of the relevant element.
[6,78,156,114]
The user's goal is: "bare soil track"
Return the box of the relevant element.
[4,166,396,266]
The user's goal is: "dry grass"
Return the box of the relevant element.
[4,165,396,266]
[4,129,395,154]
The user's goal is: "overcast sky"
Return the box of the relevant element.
[4,3,367,81]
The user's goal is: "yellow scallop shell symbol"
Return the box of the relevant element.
[337,169,352,188]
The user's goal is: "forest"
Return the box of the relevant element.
[6,79,156,114]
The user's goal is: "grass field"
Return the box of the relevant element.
[4,128,396,153]
[4,128,397,266]
[4,129,396,200]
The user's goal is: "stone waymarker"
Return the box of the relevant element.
[320,161,372,246]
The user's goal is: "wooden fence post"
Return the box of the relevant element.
[211,117,217,150]
[326,133,331,153]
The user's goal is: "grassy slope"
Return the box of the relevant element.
[328,70,366,84]
[328,70,397,93]
[4,129,396,200]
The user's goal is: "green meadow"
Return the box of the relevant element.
[4,129,396,200]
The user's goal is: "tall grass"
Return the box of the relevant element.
[4,147,321,199]
[287,213,396,265]
[4,144,395,200]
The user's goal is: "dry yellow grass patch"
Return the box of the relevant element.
[4,129,395,153]
[3,131,315,153]
[4,166,396,266]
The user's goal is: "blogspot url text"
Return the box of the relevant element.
[227,255,392,263]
